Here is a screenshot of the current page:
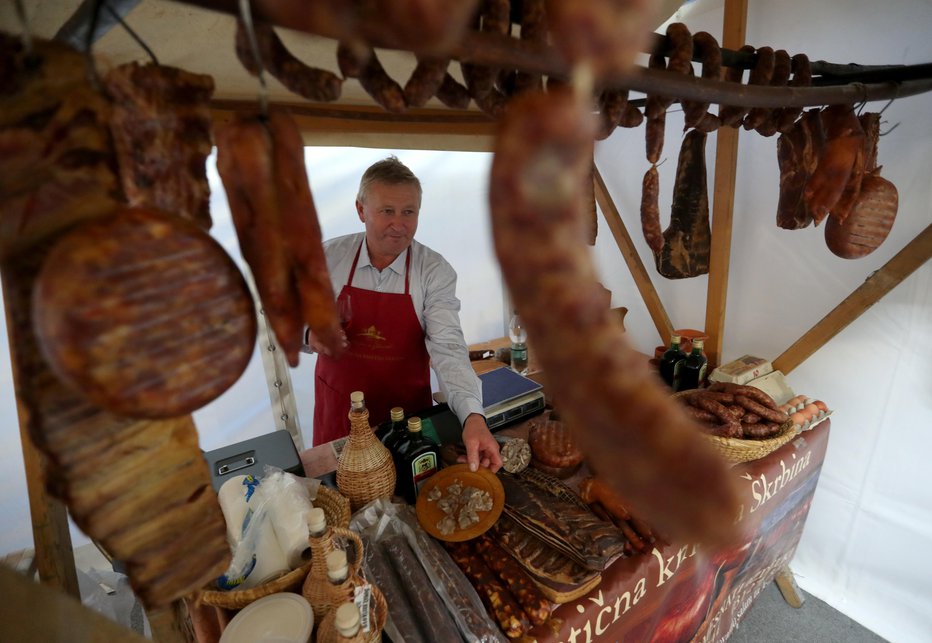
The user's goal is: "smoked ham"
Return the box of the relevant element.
[776,108,824,230]
[103,63,215,230]
[656,129,711,279]
[805,104,865,225]
[825,171,898,259]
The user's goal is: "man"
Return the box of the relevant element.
[306,156,502,473]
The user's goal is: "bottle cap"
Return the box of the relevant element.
[407,417,422,432]
[334,602,361,636]
[350,391,365,410]
[390,407,404,422]
[326,550,348,581]
[670,334,681,343]
[308,507,327,534]
[692,339,704,350]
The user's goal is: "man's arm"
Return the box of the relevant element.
[421,260,502,472]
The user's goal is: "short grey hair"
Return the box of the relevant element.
[357,156,422,206]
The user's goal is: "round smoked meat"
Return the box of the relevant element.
[32,207,257,418]
[825,173,898,259]
[528,418,584,477]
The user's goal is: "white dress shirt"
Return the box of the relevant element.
[323,232,484,425]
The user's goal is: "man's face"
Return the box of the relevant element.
[356,181,420,261]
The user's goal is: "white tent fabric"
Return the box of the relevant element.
[1,0,930,640]
[591,2,932,641]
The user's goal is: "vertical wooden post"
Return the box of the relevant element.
[703,0,749,367]
[3,284,79,599]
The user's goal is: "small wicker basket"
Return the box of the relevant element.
[314,584,388,643]
[703,419,797,464]
[197,485,351,610]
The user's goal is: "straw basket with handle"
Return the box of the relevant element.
[303,522,365,621]
[315,585,388,643]
[336,391,396,511]
[197,485,350,611]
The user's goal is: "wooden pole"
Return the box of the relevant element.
[704,0,749,368]
[2,279,79,599]
[593,166,673,342]
[773,224,932,374]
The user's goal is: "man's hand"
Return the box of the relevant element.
[460,413,503,473]
[303,327,348,356]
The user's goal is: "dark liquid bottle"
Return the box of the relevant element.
[394,417,440,504]
[377,406,405,445]
[675,339,708,392]
[659,334,687,388]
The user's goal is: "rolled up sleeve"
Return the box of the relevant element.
[421,261,484,426]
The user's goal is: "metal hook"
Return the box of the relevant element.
[238,0,269,117]
[104,1,159,65]
[877,94,897,116]
[879,121,900,136]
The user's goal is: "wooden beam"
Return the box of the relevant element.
[2,280,79,599]
[773,224,932,374]
[593,166,673,342]
[210,102,496,151]
[174,0,932,108]
[704,0,748,368]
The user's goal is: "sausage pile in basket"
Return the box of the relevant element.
[674,383,790,440]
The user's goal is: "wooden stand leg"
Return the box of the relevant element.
[774,565,806,608]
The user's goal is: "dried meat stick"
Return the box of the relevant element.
[490,87,741,545]
[235,21,342,103]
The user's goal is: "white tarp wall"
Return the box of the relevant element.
[592,1,932,641]
[1,0,930,640]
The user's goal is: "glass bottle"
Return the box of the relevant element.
[508,313,529,375]
[377,406,406,449]
[659,334,688,388]
[336,391,397,511]
[393,417,440,504]
[675,339,708,392]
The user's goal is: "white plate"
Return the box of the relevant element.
[220,592,313,643]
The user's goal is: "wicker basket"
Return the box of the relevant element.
[336,406,396,512]
[314,584,388,643]
[702,419,797,464]
[672,390,798,464]
[198,486,351,610]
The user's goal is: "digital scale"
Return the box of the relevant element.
[479,367,546,430]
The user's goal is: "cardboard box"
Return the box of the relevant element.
[746,370,795,406]
[709,355,773,386]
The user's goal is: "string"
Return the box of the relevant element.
[13,0,33,55]
[104,1,159,65]
[238,0,269,116]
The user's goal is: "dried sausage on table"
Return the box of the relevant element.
[475,535,552,626]
[448,541,530,639]
[382,535,463,643]
[489,87,741,546]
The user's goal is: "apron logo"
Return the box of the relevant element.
[357,325,386,341]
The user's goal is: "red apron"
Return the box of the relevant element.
[313,241,433,446]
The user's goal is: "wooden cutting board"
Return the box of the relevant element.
[32,206,257,418]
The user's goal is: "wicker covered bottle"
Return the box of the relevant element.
[302,507,364,621]
[336,391,396,511]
